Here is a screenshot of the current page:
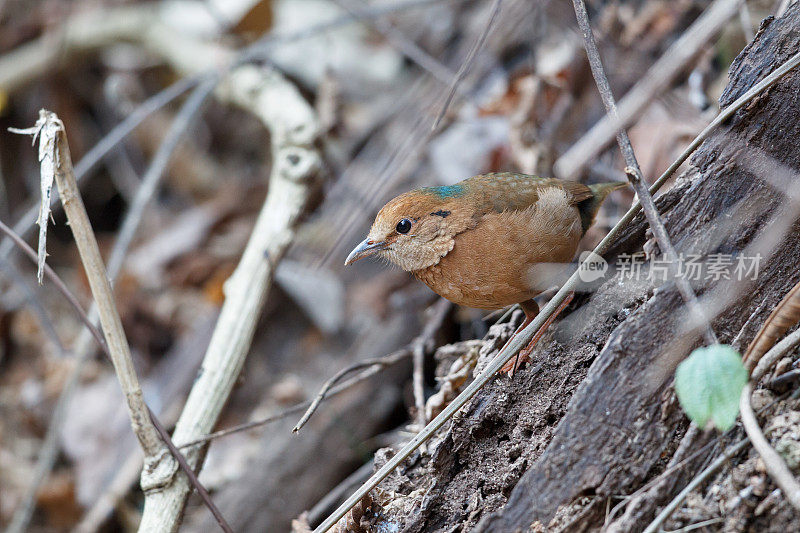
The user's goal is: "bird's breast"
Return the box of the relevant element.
[413,194,583,310]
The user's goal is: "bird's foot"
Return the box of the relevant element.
[498,292,575,377]
[499,341,534,376]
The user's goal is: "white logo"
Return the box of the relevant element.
[578,251,608,283]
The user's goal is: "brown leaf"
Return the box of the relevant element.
[232,0,273,40]
[744,281,800,371]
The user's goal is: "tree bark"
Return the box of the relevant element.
[365,5,800,532]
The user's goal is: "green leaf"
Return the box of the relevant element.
[675,345,748,431]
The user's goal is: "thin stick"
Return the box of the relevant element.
[312,41,800,533]
[185,349,410,448]
[572,0,717,346]
[1,260,70,533]
[44,111,160,454]
[294,299,451,433]
[554,0,743,179]
[0,74,204,260]
[0,218,107,350]
[431,0,502,131]
[412,339,427,427]
[739,382,800,511]
[137,68,322,533]
[0,173,233,533]
[641,438,750,533]
[731,296,770,351]
[14,111,233,532]
[752,327,800,382]
[4,79,219,533]
[332,0,458,88]
[293,357,406,433]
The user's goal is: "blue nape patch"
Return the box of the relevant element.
[424,184,465,199]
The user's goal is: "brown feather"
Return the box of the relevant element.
[352,173,618,311]
[413,187,582,309]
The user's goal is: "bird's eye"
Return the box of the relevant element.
[395,218,412,234]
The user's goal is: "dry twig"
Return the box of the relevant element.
[572,0,717,346]
[138,50,322,533]
[739,383,800,512]
[554,0,743,180]
[4,79,220,533]
[182,351,407,448]
[641,438,750,533]
[294,299,451,433]
[431,0,502,130]
[7,111,233,532]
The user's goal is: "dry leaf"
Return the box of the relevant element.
[744,281,800,371]
[9,110,64,284]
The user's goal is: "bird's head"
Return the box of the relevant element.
[345,185,473,272]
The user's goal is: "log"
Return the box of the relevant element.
[364,5,800,532]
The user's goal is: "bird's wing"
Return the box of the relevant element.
[462,173,593,216]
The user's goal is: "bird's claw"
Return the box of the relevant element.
[496,291,575,378]
[499,342,535,376]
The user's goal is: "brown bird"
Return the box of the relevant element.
[345,172,622,372]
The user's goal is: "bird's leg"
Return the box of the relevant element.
[499,293,574,376]
[499,299,538,376]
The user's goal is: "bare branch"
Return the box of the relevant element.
[740,383,800,512]
[431,0,502,131]
[11,111,233,532]
[293,354,410,434]
[554,0,743,180]
[294,299,450,433]
[182,350,409,448]
[31,110,162,453]
[138,55,322,533]
[3,77,220,533]
[571,0,717,346]
[0,160,232,533]
[641,438,750,533]
[332,0,458,88]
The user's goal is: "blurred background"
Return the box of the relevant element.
[0,0,773,531]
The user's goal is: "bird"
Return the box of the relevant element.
[345,172,623,373]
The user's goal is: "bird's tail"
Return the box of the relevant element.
[578,182,626,234]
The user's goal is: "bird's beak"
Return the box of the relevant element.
[345,238,387,266]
